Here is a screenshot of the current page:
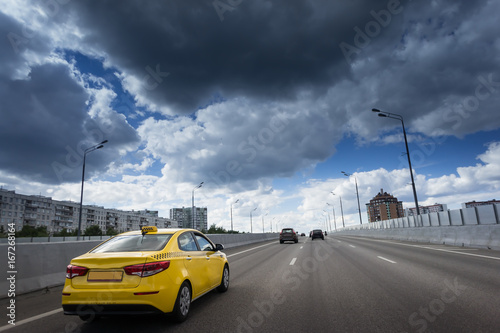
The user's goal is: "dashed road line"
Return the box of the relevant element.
[377,256,397,264]
[0,308,62,332]
[227,242,275,258]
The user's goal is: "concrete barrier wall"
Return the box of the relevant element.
[0,233,278,298]
[335,225,500,251]
[341,205,499,231]
[333,205,499,250]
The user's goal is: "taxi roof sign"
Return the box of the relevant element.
[141,226,158,235]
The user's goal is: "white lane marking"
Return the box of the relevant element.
[349,244,356,248]
[353,237,500,261]
[377,256,397,264]
[417,245,500,260]
[290,258,297,265]
[300,246,303,249]
[227,242,275,258]
[0,308,62,332]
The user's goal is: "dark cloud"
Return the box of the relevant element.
[65,0,397,113]
[0,60,141,184]
[1,0,499,188]
[58,0,500,135]
[0,11,140,185]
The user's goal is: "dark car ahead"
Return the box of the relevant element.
[280,228,298,244]
[311,229,324,240]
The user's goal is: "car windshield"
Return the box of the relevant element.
[282,229,294,233]
[90,234,173,253]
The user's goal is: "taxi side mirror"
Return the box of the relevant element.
[215,244,224,251]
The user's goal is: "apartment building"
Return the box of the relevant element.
[0,188,177,234]
[366,188,404,222]
[170,206,207,230]
[405,203,448,216]
[462,199,500,208]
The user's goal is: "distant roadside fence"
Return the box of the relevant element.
[340,204,499,231]
[335,205,500,250]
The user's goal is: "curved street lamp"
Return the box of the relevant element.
[262,212,268,233]
[77,140,108,240]
[342,171,363,225]
[230,199,239,232]
[323,210,331,231]
[331,192,345,228]
[326,202,337,231]
[250,207,257,233]
[372,108,420,218]
[192,182,204,229]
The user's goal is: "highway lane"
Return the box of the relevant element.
[1,235,499,332]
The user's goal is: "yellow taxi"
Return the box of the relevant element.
[62,227,229,322]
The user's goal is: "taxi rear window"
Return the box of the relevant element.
[90,234,173,253]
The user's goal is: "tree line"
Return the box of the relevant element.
[1,223,242,238]
[0,225,119,237]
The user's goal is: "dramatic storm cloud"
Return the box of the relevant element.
[1,0,499,230]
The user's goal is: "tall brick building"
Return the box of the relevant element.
[366,189,404,222]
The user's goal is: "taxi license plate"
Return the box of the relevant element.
[87,271,123,282]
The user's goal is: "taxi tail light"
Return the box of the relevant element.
[124,261,170,277]
[66,265,89,279]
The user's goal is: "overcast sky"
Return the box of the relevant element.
[1,0,499,232]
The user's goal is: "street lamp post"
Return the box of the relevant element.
[342,171,363,225]
[327,203,337,230]
[262,213,268,233]
[230,199,239,233]
[372,108,420,219]
[332,192,345,228]
[250,207,257,233]
[323,210,331,231]
[192,182,204,230]
[77,140,108,240]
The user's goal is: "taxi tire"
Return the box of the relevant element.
[217,264,230,293]
[172,281,191,323]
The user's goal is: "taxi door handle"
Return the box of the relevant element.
[186,257,192,261]
[205,257,210,260]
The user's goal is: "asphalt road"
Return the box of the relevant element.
[1,235,500,332]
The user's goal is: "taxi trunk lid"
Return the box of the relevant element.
[69,252,150,289]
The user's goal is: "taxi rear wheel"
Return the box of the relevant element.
[172,281,191,323]
[217,264,230,293]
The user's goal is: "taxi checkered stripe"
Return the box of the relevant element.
[151,252,183,260]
